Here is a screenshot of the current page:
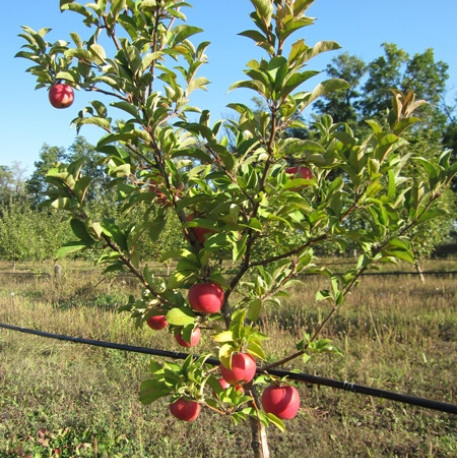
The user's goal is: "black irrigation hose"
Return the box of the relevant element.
[358,271,456,276]
[0,322,456,415]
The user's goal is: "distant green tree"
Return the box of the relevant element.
[26,144,67,206]
[0,162,27,206]
[313,53,366,125]
[314,44,450,129]
[311,44,456,262]
[0,201,70,266]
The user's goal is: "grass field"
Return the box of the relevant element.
[0,258,456,457]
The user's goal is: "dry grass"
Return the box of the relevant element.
[0,259,456,457]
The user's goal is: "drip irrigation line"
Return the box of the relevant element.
[0,322,455,415]
[356,270,456,276]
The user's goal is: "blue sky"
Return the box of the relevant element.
[1,0,456,175]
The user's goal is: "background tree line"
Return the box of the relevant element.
[0,43,456,266]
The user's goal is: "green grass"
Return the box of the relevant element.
[0,259,456,457]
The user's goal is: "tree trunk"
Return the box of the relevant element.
[249,416,270,458]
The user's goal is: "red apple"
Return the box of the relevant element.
[261,385,300,419]
[188,282,224,314]
[146,315,168,330]
[185,214,213,244]
[169,397,201,421]
[175,327,201,347]
[220,353,257,385]
[286,166,312,190]
[49,84,74,109]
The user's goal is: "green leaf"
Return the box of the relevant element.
[219,343,236,369]
[301,78,349,108]
[55,71,77,84]
[230,309,247,341]
[279,17,313,42]
[266,413,285,432]
[110,163,131,177]
[139,51,164,74]
[186,76,211,95]
[238,29,267,45]
[64,47,92,61]
[139,379,171,404]
[111,101,140,119]
[250,0,273,24]
[304,40,341,61]
[281,70,320,97]
[166,307,195,326]
[73,176,92,202]
[365,119,383,134]
[267,56,288,90]
[60,2,97,24]
[247,341,265,360]
[247,298,262,322]
[417,207,447,223]
[232,234,248,262]
[180,323,197,345]
[170,25,203,47]
[316,289,332,302]
[56,242,88,259]
[212,330,234,343]
[228,79,266,94]
[89,43,106,64]
[70,219,93,244]
[71,116,111,133]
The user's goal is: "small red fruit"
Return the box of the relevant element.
[218,377,244,393]
[261,385,300,419]
[175,327,201,347]
[185,214,213,244]
[220,353,257,385]
[49,84,74,109]
[146,315,168,330]
[169,397,201,421]
[188,282,224,314]
[286,166,312,190]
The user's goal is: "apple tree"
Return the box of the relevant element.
[16,0,456,456]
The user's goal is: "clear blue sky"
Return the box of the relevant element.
[1,0,456,176]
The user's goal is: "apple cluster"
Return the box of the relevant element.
[146,281,224,347]
[146,180,309,422]
[145,282,301,422]
[168,380,301,422]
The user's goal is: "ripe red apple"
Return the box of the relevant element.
[261,385,300,419]
[185,214,213,244]
[146,315,168,330]
[175,327,201,347]
[49,84,74,109]
[188,282,224,314]
[220,353,257,385]
[286,166,312,190]
[169,397,201,421]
